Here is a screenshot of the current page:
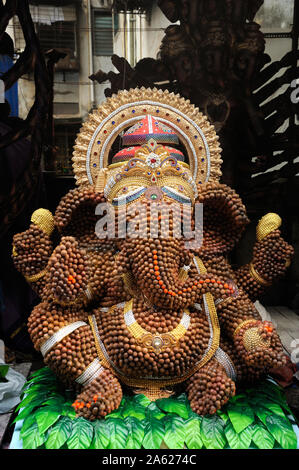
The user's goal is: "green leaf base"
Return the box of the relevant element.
[15,368,298,450]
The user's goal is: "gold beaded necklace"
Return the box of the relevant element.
[123,299,191,354]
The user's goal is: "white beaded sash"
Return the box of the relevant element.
[40,321,87,357]
[75,358,104,387]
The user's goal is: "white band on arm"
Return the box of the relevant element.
[75,358,104,387]
[215,347,237,381]
[40,321,87,357]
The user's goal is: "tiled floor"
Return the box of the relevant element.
[267,306,299,358]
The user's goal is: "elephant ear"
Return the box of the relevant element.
[54,187,107,244]
[195,182,249,255]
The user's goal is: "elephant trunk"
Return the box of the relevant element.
[127,238,233,309]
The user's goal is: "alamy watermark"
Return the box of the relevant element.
[290,79,299,104]
[0,79,5,103]
[94,201,203,250]
[291,339,299,364]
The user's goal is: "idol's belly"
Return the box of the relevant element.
[91,303,213,381]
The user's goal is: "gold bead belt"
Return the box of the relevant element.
[25,268,48,283]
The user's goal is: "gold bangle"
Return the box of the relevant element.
[249,263,271,286]
[25,268,48,283]
[233,319,257,337]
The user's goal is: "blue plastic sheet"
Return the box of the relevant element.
[0,54,18,117]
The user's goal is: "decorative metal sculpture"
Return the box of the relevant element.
[12,88,293,420]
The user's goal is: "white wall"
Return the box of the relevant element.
[93,56,114,105]
[141,4,170,60]
[113,5,170,65]
[75,0,93,119]
[93,5,171,106]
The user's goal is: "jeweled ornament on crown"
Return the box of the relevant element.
[146,152,161,168]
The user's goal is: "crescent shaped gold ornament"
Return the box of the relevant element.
[72,88,222,190]
[256,213,282,242]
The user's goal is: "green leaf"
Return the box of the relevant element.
[23,382,57,394]
[119,396,127,407]
[106,418,129,449]
[13,402,42,423]
[62,403,76,419]
[132,394,151,408]
[103,396,126,419]
[22,421,47,449]
[250,395,287,420]
[262,380,283,394]
[124,416,145,449]
[253,381,287,408]
[105,410,124,419]
[156,394,190,419]
[0,364,9,379]
[122,399,146,420]
[227,402,255,433]
[265,415,298,449]
[22,374,57,389]
[146,402,166,420]
[253,405,273,426]
[105,397,126,418]
[15,393,49,413]
[184,415,203,449]
[45,417,73,449]
[18,387,59,407]
[142,416,165,449]
[20,384,57,402]
[43,396,65,407]
[216,409,229,423]
[281,402,293,415]
[91,420,110,449]
[224,421,252,449]
[67,417,94,449]
[30,367,54,379]
[163,415,186,449]
[260,401,287,419]
[20,414,37,438]
[35,407,61,434]
[22,368,54,386]
[200,415,226,449]
[251,423,275,449]
[229,393,247,403]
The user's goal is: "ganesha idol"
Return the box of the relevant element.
[12,88,293,420]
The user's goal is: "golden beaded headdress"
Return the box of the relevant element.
[104,139,198,205]
[72,87,222,192]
